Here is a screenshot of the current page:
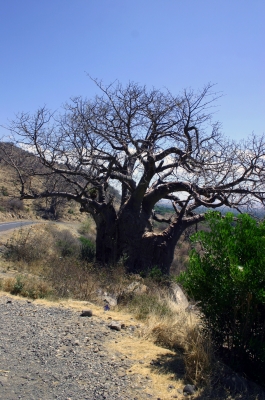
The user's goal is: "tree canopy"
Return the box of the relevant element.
[5,80,265,273]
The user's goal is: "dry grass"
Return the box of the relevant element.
[0,275,53,299]
[137,295,213,385]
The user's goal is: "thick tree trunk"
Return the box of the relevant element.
[91,203,118,265]
[92,204,188,275]
[122,219,188,275]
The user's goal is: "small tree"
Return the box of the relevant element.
[3,80,265,274]
[179,212,265,383]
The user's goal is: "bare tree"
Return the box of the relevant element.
[6,80,265,274]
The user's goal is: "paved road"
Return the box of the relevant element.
[0,221,37,233]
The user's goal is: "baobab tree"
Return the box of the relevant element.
[7,80,265,274]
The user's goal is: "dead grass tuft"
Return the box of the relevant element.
[139,297,213,385]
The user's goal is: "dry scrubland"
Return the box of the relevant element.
[0,152,264,399]
[0,222,264,400]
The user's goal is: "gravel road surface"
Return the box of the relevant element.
[0,295,156,400]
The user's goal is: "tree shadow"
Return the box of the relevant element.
[149,351,185,380]
[149,352,265,400]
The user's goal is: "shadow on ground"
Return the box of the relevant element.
[150,352,265,400]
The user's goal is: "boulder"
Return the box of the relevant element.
[80,310,93,317]
[108,321,122,331]
[125,281,148,295]
[169,283,189,308]
[103,295,117,307]
[183,384,197,395]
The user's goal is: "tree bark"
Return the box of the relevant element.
[91,202,193,275]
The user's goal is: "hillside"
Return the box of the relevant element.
[0,142,93,222]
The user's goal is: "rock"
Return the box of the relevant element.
[0,376,8,386]
[125,281,148,295]
[80,310,93,317]
[108,321,122,331]
[183,384,196,395]
[6,300,12,304]
[103,295,117,307]
[169,283,189,308]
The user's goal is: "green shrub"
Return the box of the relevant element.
[3,275,53,299]
[149,265,163,280]
[1,186,9,196]
[79,236,95,262]
[178,212,265,384]
[11,276,24,295]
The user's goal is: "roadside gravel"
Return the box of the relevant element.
[0,295,156,400]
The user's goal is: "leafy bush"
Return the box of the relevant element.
[149,265,163,280]
[79,236,95,262]
[179,212,265,384]
[1,186,9,196]
[10,275,24,295]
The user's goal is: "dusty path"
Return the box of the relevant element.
[0,294,156,400]
[0,294,185,400]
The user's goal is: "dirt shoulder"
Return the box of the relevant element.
[0,291,187,400]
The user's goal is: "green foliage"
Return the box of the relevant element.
[149,265,163,279]
[178,212,265,384]
[5,275,52,299]
[1,186,9,196]
[154,204,173,215]
[10,276,24,295]
[89,188,97,199]
[148,265,170,283]
[79,236,95,262]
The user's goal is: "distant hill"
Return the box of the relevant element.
[0,142,87,221]
[155,200,265,219]
[0,142,121,222]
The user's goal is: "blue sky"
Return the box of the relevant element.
[1,0,264,141]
